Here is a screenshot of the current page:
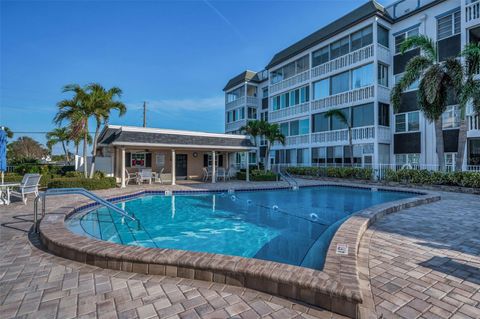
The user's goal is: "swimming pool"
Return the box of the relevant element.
[66,186,414,270]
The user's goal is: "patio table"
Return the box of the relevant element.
[0,183,20,205]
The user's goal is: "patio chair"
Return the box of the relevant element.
[138,168,153,184]
[10,173,42,205]
[202,167,212,181]
[153,168,165,184]
[125,169,138,185]
[217,167,226,181]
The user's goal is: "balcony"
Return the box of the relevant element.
[273,134,310,147]
[311,126,376,145]
[269,70,310,95]
[311,44,374,80]
[269,102,310,122]
[225,120,246,133]
[377,126,391,143]
[466,0,480,27]
[377,44,391,65]
[377,85,391,103]
[225,97,245,110]
[468,114,480,137]
[311,86,375,112]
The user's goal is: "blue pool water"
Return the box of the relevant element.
[66,186,413,270]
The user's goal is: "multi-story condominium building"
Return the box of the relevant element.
[223,0,480,170]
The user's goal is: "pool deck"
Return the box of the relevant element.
[0,179,479,318]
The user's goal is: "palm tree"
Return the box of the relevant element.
[72,129,92,157]
[1,127,14,139]
[46,127,71,164]
[456,42,480,171]
[88,83,126,178]
[263,123,285,172]
[54,84,93,178]
[325,109,354,166]
[391,35,462,171]
[240,120,268,169]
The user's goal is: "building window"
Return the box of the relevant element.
[312,147,326,164]
[395,111,419,133]
[437,10,460,40]
[351,63,373,89]
[395,153,420,166]
[377,25,389,48]
[247,107,257,120]
[312,113,329,132]
[445,153,456,170]
[394,73,419,91]
[262,87,268,98]
[290,120,299,136]
[312,46,329,67]
[352,103,374,127]
[131,153,146,168]
[378,63,389,87]
[468,139,480,166]
[270,55,309,84]
[299,119,309,135]
[280,122,289,136]
[271,85,309,111]
[350,25,373,51]
[394,27,419,53]
[442,105,460,129]
[330,36,350,60]
[331,71,350,95]
[313,78,330,100]
[226,86,244,103]
[331,108,350,130]
[379,103,390,127]
[260,112,268,122]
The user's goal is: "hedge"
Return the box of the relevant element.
[236,170,278,181]
[286,166,373,180]
[13,164,75,176]
[47,177,117,190]
[383,169,480,188]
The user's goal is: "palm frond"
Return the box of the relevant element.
[324,109,349,126]
[400,35,437,61]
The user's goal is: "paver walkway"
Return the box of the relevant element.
[365,192,480,319]
[0,181,343,319]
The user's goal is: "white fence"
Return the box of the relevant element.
[75,155,113,176]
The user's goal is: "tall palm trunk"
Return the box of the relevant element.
[348,126,354,166]
[89,121,101,178]
[434,118,445,171]
[83,124,89,178]
[455,118,468,171]
[61,141,70,164]
[264,141,270,173]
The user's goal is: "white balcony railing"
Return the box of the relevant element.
[468,113,479,130]
[246,96,258,106]
[274,134,310,147]
[311,126,375,145]
[311,86,375,112]
[377,85,391,102]
[466,0,480,24]
[225,120,246,132]
[377,126,391,142]
[311,44,374,79]
[269,70,310,94]
[377,44,391,64]
[269,102,310,122]
[225,96,245,110]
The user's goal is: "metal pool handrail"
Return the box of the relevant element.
[274,165,299,189]
[33,188,138,233]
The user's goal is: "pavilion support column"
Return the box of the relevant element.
[245,151,250,182]
[171,149,176,186]
[212,151,216,184]
[121,147,126,188]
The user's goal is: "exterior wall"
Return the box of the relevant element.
[224,0,480,170]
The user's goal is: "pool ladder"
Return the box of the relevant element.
[275,166,299,190]
[33,188,138,233]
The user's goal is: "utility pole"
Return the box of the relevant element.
[143,101,147,127]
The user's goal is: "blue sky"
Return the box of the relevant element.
[1,0,388,154]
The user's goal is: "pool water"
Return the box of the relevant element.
[66,186,413,270]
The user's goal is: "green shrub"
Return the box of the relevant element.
[65,171,84,178]
[236,169,278,181]
[47,177,117,190]
[383,169,480,188]
[286,166,373,180]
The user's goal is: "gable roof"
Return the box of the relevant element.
[266,1,392,70]
[223,70,260,92]
[98,125,255,150]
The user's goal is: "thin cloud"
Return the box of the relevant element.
[128,96,224,114]
[203,0,246,43]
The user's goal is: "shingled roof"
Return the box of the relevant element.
[265,1,392,70]
[97,125,255,150]
[223,70,260,92]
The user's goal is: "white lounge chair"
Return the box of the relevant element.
[11,174,42,204]
[202,167,212,181]
[125,169,138,185]
[137,169,153,184]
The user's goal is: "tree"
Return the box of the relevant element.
[7,136,48,163]
[263,123,285,172]
[72,129,92,157]
[456,42,480,171]
[1,127,14,139]
[88,83,126,178]
[46,127,71,164]
[240,120,267,169]
[324,109,354,166]
[55,84,92,177]
[391,35,462,171]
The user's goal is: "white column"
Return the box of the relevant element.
[245,151,250,182]
[121,147,126,188]
[171,149,176,186]
[212,151,216,183]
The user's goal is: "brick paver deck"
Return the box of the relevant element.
[0,180,344,319]
[365,192,480,319]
